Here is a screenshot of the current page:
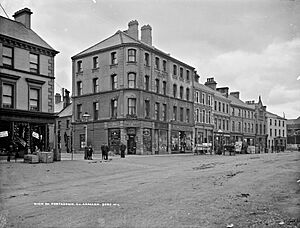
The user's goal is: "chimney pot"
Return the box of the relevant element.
[127,20,139,40]
[13,8,32,29]
[204,77,217,90]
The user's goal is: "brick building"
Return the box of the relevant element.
[0,8,59,157]
[71,21,195,155]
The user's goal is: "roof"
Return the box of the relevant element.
[57,103,72,118]
[194,83,214,95]
[0,16,58,53]
[72,30,194,69]
[228,94,254,110]
[287,116,300,125]
[54,101,64,113]
[199,83,231,102]
[266,111,286,120]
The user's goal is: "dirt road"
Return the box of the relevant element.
[0,152,299,228]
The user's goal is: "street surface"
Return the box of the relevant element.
[0,151,299,228]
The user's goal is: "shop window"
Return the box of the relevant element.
[2,46,13,68]
[29,88,40,111]
[2,83,14,108]
[30,53,39,74]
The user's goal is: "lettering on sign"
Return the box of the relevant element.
[0,131,8,138]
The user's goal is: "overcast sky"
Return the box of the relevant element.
[1,0,300,119]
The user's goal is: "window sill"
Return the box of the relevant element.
[76,71,83,76]
[110,64,118,68]
[92,68,99,73]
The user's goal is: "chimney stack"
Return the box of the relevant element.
[63,89,71,108]
[230,92,240,99]
[55,93,61,104]
[217,87,229,97]
[204,77,217,90]
[141,25,152,45]
[13,8,32,29]
[127,20,139,40]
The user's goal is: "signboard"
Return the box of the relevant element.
[32,131,39,139]
[235,141,242,152]
[0,131,8,138]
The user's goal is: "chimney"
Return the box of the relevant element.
[55,93,61,104]
[141,25,152,45]
[217,87,229,97]
[230,92,240,99]
[204,77,217,90]
[194,70,200,83]
[63,89,71,108]
[13,8,32,29]
[127,20,139,40]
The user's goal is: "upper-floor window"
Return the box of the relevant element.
[173,64,177,75]
[29,88,40,111]
[202,110,206,123]
[145,53,150,66]
[145,75,150,91]
[93,78,99,93]
[180,67,183,79]
[2,83,14,108]
[202,93,205,104]
[186,70,190,81]
[238,109,241,117]
[179,86,184,99]
[30,53,39,74]
[275,120,277,126]
[279,120,281,127]
[218,102,221,112]
[270,119,272,125]
[223,103,225,113]
[232,121,235,131]
[195,92,199,103]
[77,81,82,96]
[155,102,160,120]
[155,57,160,69]
[162,104,167,121]
[208,111,211,124]
[226,104,229,113]
[93,102,99,120]
[232,107,235,116]
[111,74,118,90]
[128,49,136,62]
[66,119,70,129]
[186,108,190,122]
[162,81,167,95]
[128,98,136,115]
[214,101,217,110]
[173,106,177,121]
[111,52,117,65]
[180,107,184,122]
[145,100,150,118]
[111,99,118,118]
[186,88,190,101]
[77,104,82,120]
[270,129,272,137]
[162,60,167,72]
[283,121,285,127]
[155,79,160,93]
[173,84,177,98]
[93,56,99,68]
[208,95,211,106]
[77,60,82,73]
[2,46,13,68]
[196,109,199,122]
[128,72,136,88]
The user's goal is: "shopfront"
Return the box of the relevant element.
[171,130,193,153]
[108,128,121,154]
[126,127,136,154]
[142,128,152,154]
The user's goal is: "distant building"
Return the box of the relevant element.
[71,21,195,155]
[266,111,287,152]
[287,116,300,150]
[0,8,59,156]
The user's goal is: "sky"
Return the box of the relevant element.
[1,0,300,119]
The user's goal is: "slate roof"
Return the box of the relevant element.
[228,94,254,110]
[0,16,58,53]
[57,103,72,118]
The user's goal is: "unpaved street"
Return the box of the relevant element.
[0,152,300,228]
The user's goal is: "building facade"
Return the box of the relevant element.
[0,8,59,157]
[71,21,195,155]
[266,112,287,152]
[287,116,300,150]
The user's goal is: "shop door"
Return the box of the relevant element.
[127,135,136,154]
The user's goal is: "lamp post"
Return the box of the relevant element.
[82,112,90,148]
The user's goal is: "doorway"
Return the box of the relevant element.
[127,135,136,154]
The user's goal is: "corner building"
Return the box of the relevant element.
[72,21,195,155]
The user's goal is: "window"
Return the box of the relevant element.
[248,111,250,118]
[208,111,211,124]
[173,64,177,75]
[223,103,225,113]
[180,86,183,99]
[2,83,14,108]
[279,120,281,127]
[128,73,136,88]
[162,104,167,121]
[275,129,277,137]
[77,104,82,120]
[226,104,229,113]
[196,92,199,103]
[111,99,118,118]
[93,102,99,120]
[77,81,82,96]
[270,129,272,137]
[186,108,190,122]
[218,102,221,112]
[29,88,40,111]
[283,121,285,127]
[275,120,277,126]
[186,88,190,101]
[214,118,217,128]
[173,106,177,121]
[66,120,70,129]
[111,74,117,90]
[155,57,160,69]
[244,123,247,132]
[283,130,285,136]
[145,53,150,66]
[248,123,250,132]
[58,121,61,130]
[111,52,117,65]
[252,123,254,133]
[208,95,211,106]
[155,79,160,93]
[200,110,203,123]
[202,93,205,104]
[145,100,150,118]
[162,81,167,95]
[180,67,183,79]
[226,120,229,131]
[93,78,99,93]
[238,109,241,116]
[214,101,217,110]
[155,103,160,120]
[180,107,184,122]
[218,119,221,129]
[30,53,39,73]
[196,109,199,122]
[270,119,272,125]
[77,60,82,73]
[145,75,150,91]
[223,120,226,130]
[128,49,136,62]
[128,98,136,115]
[173,84,177,98]
[163,60,167,72]
[186,70,190,81]
[202,110,206,123]
[2,46,13,67]
[93,56,99,68]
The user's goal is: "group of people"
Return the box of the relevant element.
[84,145,94,160]
[84,143,127,160]
[101,144,109,160]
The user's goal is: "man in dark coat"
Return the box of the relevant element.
[120,143,126,158]
[105,144,109,160]
[101,144,105,160]
[88,145,93,160]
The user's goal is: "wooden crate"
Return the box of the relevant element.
[38,152,53,163]
[24,154,39,163]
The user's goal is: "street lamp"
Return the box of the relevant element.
[82,112,90,148]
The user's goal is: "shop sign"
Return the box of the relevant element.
[0,131,8,138]
[32,131,39,139]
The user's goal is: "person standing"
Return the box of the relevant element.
[88,145,93,160]
[105,144,109,160]
[7,144,14,162]
[120,143,126,158]
[101,144,105,160]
